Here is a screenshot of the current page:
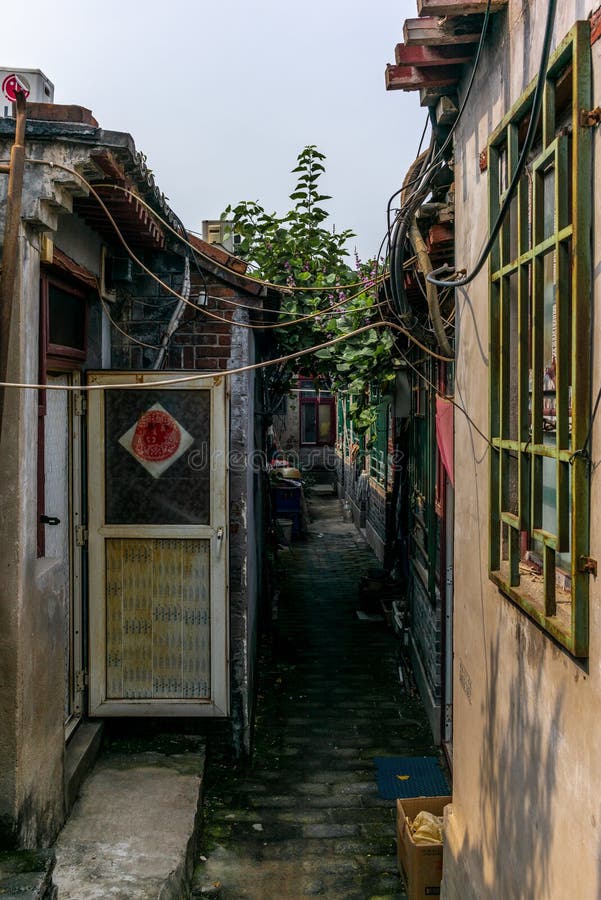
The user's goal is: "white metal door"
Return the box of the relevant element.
[44,372,84,734]
[87,372,229,717]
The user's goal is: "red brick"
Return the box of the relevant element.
[195,357,222,370]
[191,334,218,345]
[218,335,231,346]
[195,323,230,335]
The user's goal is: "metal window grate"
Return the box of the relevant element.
[488,22,592,656]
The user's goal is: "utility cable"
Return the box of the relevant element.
[379,0,494,321]
[426,0,557,288]
[20,159,381,332]
[98,292,161,350]
[408,216,453,357]
[0,313,454,395]
[389,144,436,321]
[76,179,382,295]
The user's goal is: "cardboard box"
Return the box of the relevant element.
[396,795,451,899]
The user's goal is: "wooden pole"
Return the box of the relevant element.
[0,91,27,432]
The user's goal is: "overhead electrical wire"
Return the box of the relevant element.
[91,181,386,298]
[390,144,434,320]
[18,159,383,334]
[426,0,558,288]
[0,316,452,394]
[80,180,385,296]
[4,63,473,371]
[378,0,495,344]
[99,292,161,350]
[408,216,453,357]
[13,157,386,300]
[384,113,431,240]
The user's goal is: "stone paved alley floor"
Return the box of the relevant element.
[193,492,438,899]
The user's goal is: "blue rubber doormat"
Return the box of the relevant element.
[374,756,450,800]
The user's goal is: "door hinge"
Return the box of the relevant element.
[75,525,88,547]
[579,555,597,577]
[75,670,88,692]
[74,392,87,416]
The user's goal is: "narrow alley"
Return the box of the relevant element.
[194,490,439,899]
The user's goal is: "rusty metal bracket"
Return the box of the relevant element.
[578,556,598,577]
[579,107,601,127]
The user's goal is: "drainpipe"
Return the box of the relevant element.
[153,256,191,370]
[0,91,27,432]
[439,361,454,769]
[408,217,453,359]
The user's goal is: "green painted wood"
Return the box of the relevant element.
[488,22,591,656]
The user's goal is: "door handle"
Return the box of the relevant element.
[215,526,224,555]
[40,515,61,525]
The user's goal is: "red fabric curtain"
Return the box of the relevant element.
[435,396,454,486]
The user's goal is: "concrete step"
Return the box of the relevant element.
[53,737,205,899]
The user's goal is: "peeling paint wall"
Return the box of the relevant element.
[443,3,601,898]
[0,223,77,847]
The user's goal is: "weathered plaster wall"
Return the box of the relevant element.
[0,141,113,846]
[443,3,601,898]
[0,228,66,846]
[53,213,102,277]
[0,136,112,845]
[274,393,299,458]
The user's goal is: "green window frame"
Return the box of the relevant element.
[368,388,390,487]
[409,356,438,604]
[488,22,592,656]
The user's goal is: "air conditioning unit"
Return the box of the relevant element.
[202,219,241,254]
[1,68,54,117]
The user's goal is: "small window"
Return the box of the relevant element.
[299,378,335,446]
[488,22,591,656]
[44,278,88,361]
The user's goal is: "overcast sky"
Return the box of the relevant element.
[1,0,424,262]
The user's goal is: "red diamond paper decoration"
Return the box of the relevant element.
[118,402,194,478]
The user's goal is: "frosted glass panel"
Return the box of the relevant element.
[106,538,211,700]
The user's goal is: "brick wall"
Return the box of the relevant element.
[112,257,236,371]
